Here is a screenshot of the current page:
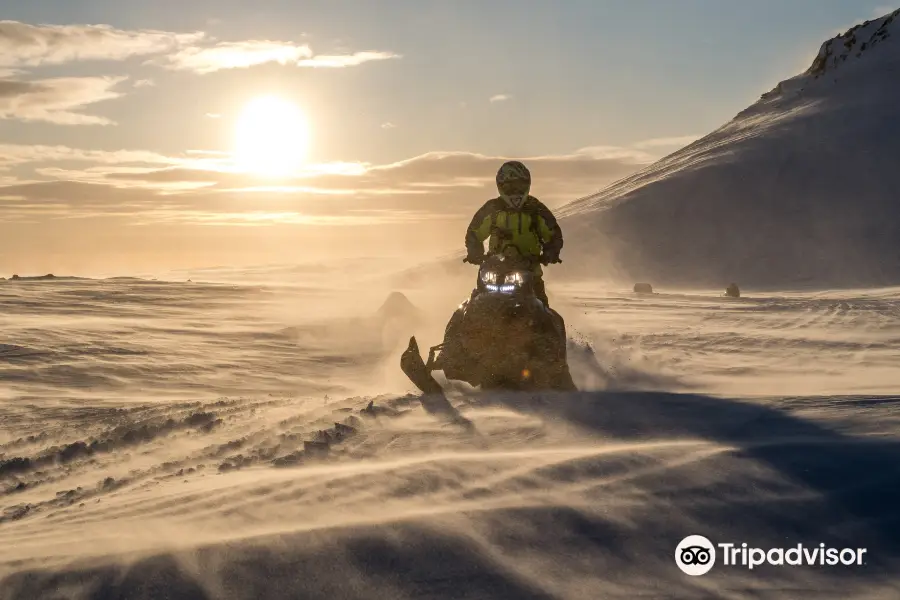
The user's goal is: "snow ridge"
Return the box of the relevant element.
[808,9,899,77]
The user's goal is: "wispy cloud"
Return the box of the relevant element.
[0,20,203,67]
[0,20,399,76]
[575,145,655,162]
[632,135,702,149]
[133,79,155,88]
[36,146,653,203]
[381,122,396,129]
[136,209,429,227]
[32,166,213,192]
[0,177,440,228]
[162,40,313,73]
[0,133,697,227]
[0,76,126,125]
[161,40,398,73]
[489,94,511,103]
[0,143,179,168]
[296,50,399,68]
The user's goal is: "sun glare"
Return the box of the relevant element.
[233,95,310,177]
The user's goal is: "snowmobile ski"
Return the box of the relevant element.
[401,336,445,396]
[401,336,474,429]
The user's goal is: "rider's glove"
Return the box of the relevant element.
[463,254,484,265]
[539,252,561,266]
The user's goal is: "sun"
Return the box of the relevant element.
[233,95,310,177]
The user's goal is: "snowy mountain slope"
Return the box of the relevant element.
[557,8,900,288]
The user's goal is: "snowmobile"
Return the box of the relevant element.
[401,252,576,399]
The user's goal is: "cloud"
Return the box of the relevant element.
[0,134,700,229]
[296,51,399,68]
[46,146,653,207]
[135,209,430,227]
[161,40,398,73]
[0,145,644,228]
[0,143,179,168]
[133,78,155,88]
[0,20,203,68]
[205,112,222,119]
[0,18,400,83]
[162,40,313,74]
[33,166,215,192]
[0,75,126,125]
[0,20,399,79]
[381,122,396,129]
[0,178,438,228]
[574,145,656,162]
[632,135,702,149]
[489,94,511,103]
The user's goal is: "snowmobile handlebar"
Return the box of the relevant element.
[463,254,562,266]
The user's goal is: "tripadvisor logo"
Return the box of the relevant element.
[676,535,716,576]
[675,535,867,576]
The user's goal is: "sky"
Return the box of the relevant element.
[0,0,893,275]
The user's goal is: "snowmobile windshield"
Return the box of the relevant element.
[479,254,532,294]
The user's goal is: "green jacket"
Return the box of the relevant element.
[465,195,563,274]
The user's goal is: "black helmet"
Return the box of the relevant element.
[496,160,531,208]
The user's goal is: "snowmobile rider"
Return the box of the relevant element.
[463,160,563,307]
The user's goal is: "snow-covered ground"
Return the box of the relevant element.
[2,265,899,598]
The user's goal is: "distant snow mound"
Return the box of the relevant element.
[376,292,422,323]
[9,274,56,281]
[375,292,425,351]
[558,8,900,288]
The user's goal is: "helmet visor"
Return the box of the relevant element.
[498,178,530,198]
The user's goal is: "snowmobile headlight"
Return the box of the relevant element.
[504,271,526,286]
[481,270,499,285]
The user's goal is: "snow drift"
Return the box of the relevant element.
[558,8,900,288]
